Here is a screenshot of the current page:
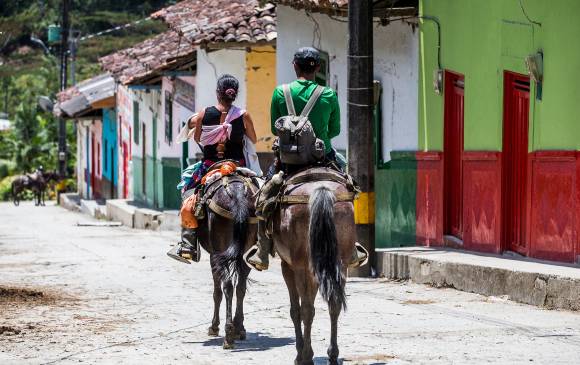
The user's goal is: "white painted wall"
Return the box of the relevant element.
[76,122,88,199]
[116,84,133,199]
[276,5,418,160]
[193,48,247,161]
[131,88,162,159]
[196,48,247,112]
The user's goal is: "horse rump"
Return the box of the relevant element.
[308,186,347,310]
[211,184,250,283]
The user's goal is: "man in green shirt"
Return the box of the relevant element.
[270,58,340,156]
[245,47,367,271]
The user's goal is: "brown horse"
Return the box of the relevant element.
[197,173,259,349]
[272,167,356,365]
[11,170,59,206]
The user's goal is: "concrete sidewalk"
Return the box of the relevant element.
[376,247,580,311]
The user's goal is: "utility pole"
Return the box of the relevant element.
[348,0,375,277]
[58,0,70,177]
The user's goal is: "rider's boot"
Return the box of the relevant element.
[167,227,201,264]
[244,221,272,271]
[348,242,369,268]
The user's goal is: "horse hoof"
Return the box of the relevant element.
[235,329,246,340]
[223,341,235,350]
[207,327,219,337]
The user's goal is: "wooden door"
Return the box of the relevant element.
[142,123,147,196]
[502,72,530,254]
[444,71,465,239]
[122,142,128,199]
[91,132,96,199]
[110,146,115,198]
[152,116,158,208]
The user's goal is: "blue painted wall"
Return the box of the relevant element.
[102,109,118,187]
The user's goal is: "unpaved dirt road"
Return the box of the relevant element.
[1,201,580,364]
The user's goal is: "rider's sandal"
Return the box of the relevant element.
[167,242,200,264]
[348,242,369,269]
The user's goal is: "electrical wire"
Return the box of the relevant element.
[418,16,442,70]
[79,16,153,42]
[519,0,542,27]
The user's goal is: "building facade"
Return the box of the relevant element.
[276,3,419,248]
[414,0,580,263]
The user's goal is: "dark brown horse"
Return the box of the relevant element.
[11,170,59,206]
[272,167,356,365]
[197,173,259,349]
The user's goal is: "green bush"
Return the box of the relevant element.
[0,159,16,179]
[0,175,34,202]
[0,176,15,201]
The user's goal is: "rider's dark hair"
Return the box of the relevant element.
[293,47,321,74]
[216,74,239,104]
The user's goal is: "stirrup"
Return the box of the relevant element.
[348,242,369,269]
[243,245,268,271]
[167,242,200,264]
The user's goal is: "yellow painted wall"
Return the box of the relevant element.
[246,45,277,153]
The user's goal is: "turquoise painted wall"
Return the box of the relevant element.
[420,0,580,152]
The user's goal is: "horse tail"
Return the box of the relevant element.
[211,183,249,283]
[309,186,347,311]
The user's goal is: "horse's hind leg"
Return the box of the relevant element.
[233,266,249,340]
[222,280,236,349]
[327,276,345,365]
[209,266,222,337]
[282,261,304,365]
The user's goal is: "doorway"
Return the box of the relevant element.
[91,132,96,199]
[443,71,465,240]
[152,115,158,208]
[142,123,147,197]
[502,71,530,255]
[122,142,128,199]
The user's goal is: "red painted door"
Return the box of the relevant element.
[502,72,530,255]
[444,71,465,239]
[122,142,128,199]
[91,132,96,199]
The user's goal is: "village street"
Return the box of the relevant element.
[0,202,579,365]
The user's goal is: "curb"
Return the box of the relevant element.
[376,248,580,311]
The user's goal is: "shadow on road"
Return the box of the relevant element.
[194,331,294,352]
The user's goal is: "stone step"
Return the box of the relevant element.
[376,247,580,311]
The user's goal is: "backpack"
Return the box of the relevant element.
[274,84,326,165]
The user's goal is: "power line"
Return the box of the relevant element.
[79,16,153,42]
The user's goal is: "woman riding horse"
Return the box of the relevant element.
[167,74,257,264]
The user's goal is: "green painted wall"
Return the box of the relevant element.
[375,151,417,248]
[157,158,181,210]
[420,0,580,152]
[133,156,145,204]
[133,155,157,208]
[135,156,181,210]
